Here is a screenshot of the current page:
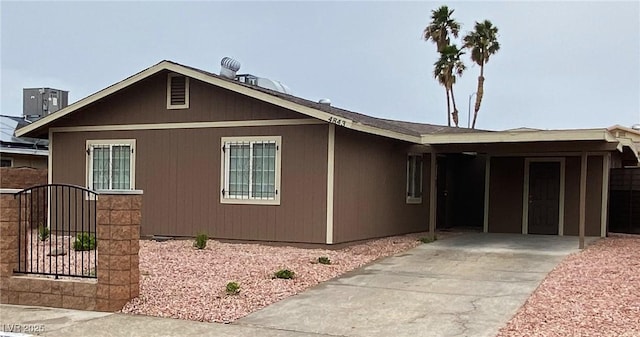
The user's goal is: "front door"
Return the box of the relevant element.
[528,162,561,235]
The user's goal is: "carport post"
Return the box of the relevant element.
[579,152,587,249]
[429,152,437,240]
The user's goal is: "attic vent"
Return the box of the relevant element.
[167,73,189,109]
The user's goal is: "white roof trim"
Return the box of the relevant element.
[617,138,640,163]
[607,124,640,142]
[0,147,48,156]
[15,61,421,143]
[421,128,614,144]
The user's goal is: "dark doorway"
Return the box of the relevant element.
[609,168,640,234]
[528,162,561,235]
[436,156,452,229]
[436,154,486,230]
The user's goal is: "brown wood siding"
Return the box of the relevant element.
[488,157,524,233]
[563,157,581,235]
[52,124,328,243]
[586,156,603,236]
[54,71,303,128]
[332,127,429,243]
[563,156,602,236]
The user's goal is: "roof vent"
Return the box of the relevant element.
[220,57,241,79]
[632,124,640,131]
[319,98,331,106]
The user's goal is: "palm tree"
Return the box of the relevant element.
[434,45,466,127]
[423,6,461,52]
[423,5,461,126]
[463,20,500,129]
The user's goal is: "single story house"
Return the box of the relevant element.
[15,60,640,244]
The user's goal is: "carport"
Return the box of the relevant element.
[422,126,640,249]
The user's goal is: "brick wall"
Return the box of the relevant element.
[0,167,47,189]
[95,194,141,311]
[0,191,142,312]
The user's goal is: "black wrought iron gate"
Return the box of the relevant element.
[14,184,98,278]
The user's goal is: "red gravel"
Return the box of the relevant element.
[497,234,640,337]
[122,232,443,323]
[19,232,96,277]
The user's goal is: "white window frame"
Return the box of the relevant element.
[166,73,190,109]
[220,136,282,205]
[86,139,136,192]
[406,153,423,204]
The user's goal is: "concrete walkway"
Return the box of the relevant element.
[0,233,597,337]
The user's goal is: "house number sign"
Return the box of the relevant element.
[328,116,350,127]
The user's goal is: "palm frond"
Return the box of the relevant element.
[423,5,462,51]
[462,19,500,66]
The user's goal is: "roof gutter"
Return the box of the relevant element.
[0,147,48,156]
[420,129,613,145]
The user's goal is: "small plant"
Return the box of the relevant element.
[73,232,97,251]
[194,233,208,249]
[226,281,240,295]
[418,235,437,244]
[273,269,295,279]
[37,225,50,241]
[318,256,331,265]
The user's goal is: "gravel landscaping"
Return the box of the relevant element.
[121,231,441,322]
[18,232,96,277]
[497,234,640,337]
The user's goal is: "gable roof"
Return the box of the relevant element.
[15,60,479,143]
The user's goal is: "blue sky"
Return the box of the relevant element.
[1,1,639,130]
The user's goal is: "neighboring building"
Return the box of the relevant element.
[0,115,48,168]
[15,60,640,244]
[22,87,69,121]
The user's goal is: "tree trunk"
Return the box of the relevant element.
[472,64,485,129]
[445,87,451,127]
[450,84,459,127]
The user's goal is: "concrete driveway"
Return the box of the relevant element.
[0,233,596,337]
[237,233,596,337]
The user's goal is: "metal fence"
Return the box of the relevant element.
[14,184,98,279]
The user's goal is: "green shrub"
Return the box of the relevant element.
[226,281,240,295]
[73,232,97,251]
[418,235,437,244]
[273,269,295,279]
[318,256,331,265]
[194,233,208,249]
[37,225,50,241]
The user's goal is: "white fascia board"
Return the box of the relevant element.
[420,129,612,145]
[607,124,640,140]
[0,147,48,156]
[617,138,640,162]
